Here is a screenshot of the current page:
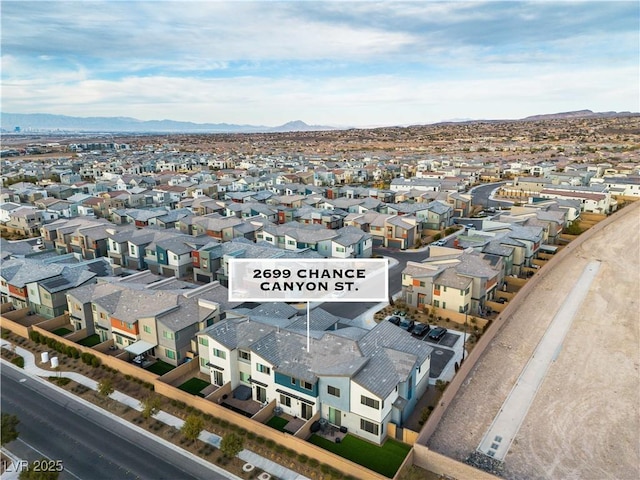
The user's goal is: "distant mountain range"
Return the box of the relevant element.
[0,113,337,134]
[1,110,637,134]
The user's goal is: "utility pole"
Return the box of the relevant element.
[462,306,468,363]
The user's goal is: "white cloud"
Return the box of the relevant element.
[1,1,637,126]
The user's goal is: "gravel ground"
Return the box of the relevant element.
[428,203,640,480]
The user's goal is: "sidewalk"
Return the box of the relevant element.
[0,340,309,480]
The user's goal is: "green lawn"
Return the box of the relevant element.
[77,334,101,347]
[52,327,72,336]
[266,416,289,432]
[178,377,210,396]
[146,360,175,375]
[309,434,411,478]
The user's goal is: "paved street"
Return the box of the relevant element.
[469,181,510,209]
[0,367,230,480]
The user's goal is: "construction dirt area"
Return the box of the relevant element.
[428,202,640,480]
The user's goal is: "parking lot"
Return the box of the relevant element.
[385,316,465,382]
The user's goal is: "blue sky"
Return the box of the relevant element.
[1,1,638,127]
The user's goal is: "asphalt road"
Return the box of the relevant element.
[320,246,428,320]
[469,181,511,208]
[1,366,231,480]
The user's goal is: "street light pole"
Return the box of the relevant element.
[462,307,468,363]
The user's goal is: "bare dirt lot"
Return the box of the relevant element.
[428,202,640,480]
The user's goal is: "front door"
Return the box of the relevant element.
[328,407,341,427]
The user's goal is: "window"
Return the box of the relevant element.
[420,281,425,287]
[92,304,97,311]
[213,370,224,386]
[443,286,447,292]
[200,357,207,367]
[291,377,296,386]
[162,330,174,340]
[301,381,313,391]
[327,385,340,397]
[238,350,251,362]
[361,395,380,409]
[336,246,345,252]
[143,325,151,334]
[239,371,250,383]
[433,300,440,308]
[129,245,135,255]
[115,335,123,345]
[256,363,271,375]
[360,419,379,435]
[198,337,209,347]
[166,349,176,360]
[280,394,292,407]
[173,254,178,261]
[100,312,106,319]
[213,348,226,359]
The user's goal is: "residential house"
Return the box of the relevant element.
[197,316,432,445]
[401,249,503,315]
[66,276,236,365]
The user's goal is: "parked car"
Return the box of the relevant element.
[411,323,430,337]
[399,318,415,332]
[387,315,401,325]
[393,310,407,317]
[428,327,447,341]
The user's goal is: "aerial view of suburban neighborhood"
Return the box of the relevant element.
[1,2,638,480]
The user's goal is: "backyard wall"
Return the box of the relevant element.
[387,423,419,445]
[412,445,499,480]
[153,381,389,480]
[158,356,199,386]
[1,303,15,314]
[0,307,31,338]
[36,313,72,331]
[30,324,160,384]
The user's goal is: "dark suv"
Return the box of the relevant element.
[428,327,447,341]
[387,316,401,326]
[399,318,415,332]
[411,323,430,337]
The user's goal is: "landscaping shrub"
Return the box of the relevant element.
[298,454,308,464]
[308,458,319,468]
[10,356,24,368]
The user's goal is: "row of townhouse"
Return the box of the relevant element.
[345,211,421,250]
[192,238,322,285]
[0,256,114,318]
[257,223,373,258]
[197,313,433,445]
[107,228,211,277]
[66,273,236,365]
[401,249,503,315]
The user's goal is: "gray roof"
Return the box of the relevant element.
[434,267,472,290]
[355,321,432,398]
